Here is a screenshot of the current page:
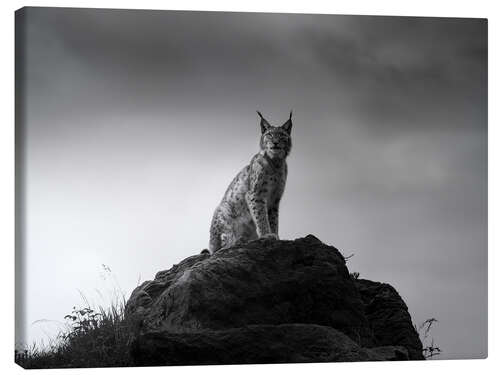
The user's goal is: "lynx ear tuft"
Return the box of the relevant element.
[282,111,293,134]
[257,111,271,134]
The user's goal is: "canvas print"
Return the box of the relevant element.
[15,7,487,368]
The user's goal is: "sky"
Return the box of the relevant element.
[16,7,487,360]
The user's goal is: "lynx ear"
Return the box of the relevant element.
[257,111,271,134]
[282,111,293,134]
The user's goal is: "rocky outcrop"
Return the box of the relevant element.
[125,235,423,365]
[355,279,424,360]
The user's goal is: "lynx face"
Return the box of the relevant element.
[258,111,293,160]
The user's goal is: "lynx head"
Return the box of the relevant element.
[257,111,293,160]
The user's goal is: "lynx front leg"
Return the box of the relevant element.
[268,198,280,238]
[245,193,276,239]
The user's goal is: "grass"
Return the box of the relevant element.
[16,298,134,369]
[15,265,136,369]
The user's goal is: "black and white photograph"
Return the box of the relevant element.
[14,6,487,368]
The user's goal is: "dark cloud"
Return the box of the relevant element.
[299,16,486,134]
[26,8,287,78]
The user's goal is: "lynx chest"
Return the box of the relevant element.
[251,156,287,204]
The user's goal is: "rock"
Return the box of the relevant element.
[355,279,424,360]
[125,235,423,365]
[131,324,409,366]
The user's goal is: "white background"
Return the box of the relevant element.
[1,0,498,374]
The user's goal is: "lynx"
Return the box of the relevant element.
[208,111,293,253]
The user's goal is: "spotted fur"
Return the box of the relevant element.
[208,111,293,253]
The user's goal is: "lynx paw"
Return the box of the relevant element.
[261,233,279,240]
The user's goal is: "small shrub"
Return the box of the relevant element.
[416,318,441,359]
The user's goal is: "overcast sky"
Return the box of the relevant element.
[17,7,487,359]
